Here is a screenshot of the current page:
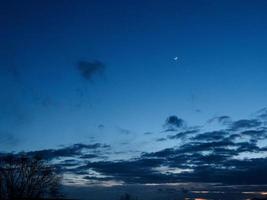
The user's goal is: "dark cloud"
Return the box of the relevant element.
[131,112,267,185]
[80,154,100,159]
[74,158,172,184]
[156,138,167,142]
[178,139,235,153]
[98,124,105,129]
[164,115,185,131]
[240,129,267,140]
[62,139,267,184]
[229,119,262,131]
[58,159,81,167]
[236,141,260,152]
[191,131,228,141]
[26,143,110,160]
[208,116,232,125]
[77,60,105,81]
[142,148,176,158]
[186,157,267,185]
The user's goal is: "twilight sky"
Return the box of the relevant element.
[1,0,267,190]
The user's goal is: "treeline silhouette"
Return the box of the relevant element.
[0,155,62,200]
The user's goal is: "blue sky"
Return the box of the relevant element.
[1,0,267,191]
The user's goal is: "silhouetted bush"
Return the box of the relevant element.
[0,155,62,200]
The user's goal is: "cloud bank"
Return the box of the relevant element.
[2,108,267,186]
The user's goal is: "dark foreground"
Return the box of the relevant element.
[62,184,267,200]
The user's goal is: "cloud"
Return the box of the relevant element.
[25,143,110,160]
[156,138,167,142]
[229,119,262,131]
[64,139,267,184]
[2,109,267,185]
[163,116,185,131]
[143,131,153,135]
[178,139,236,153]
[240,129,267,140]
[118,127,132,135]
[80,154,103,159]
[207,115,232,125]
[75,158,171,184]
[132,111,267,185]
[256,107,267,119]
[77,60,105,81]
[167,129,199,140]
[98,124,105,129]
[191,131,228,141]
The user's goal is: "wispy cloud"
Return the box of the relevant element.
[118,127,132,135]
[77,60,105,81]
[25,143,110,160]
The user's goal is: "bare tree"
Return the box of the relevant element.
[0,155,61,200]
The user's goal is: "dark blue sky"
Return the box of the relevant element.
[1,0,267,189]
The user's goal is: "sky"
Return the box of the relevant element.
[1,0,267,198]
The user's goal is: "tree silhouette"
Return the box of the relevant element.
[120,193,138,200]
[0,155,61,200]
